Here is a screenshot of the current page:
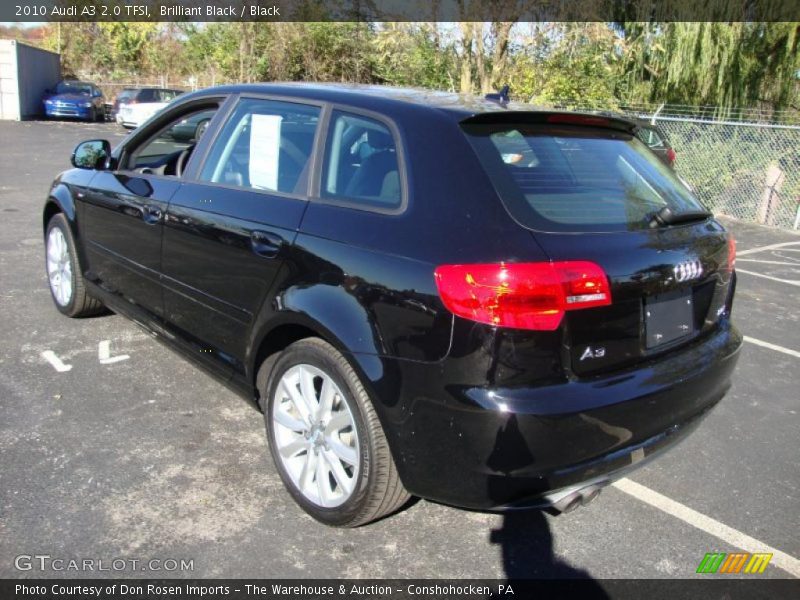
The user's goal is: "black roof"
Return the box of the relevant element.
[183,82,638,131]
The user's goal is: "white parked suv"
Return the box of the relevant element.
[116,88,183,129]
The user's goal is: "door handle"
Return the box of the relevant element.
[250,230,283,258]
[142,205,162,225]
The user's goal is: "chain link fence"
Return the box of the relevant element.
[641,114,800,230]
[551,102,800,231]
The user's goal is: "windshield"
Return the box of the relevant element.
[55,82,92,95]
[462,123,706,232]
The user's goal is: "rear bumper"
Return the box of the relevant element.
[386,320,742,509]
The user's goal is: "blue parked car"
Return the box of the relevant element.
[43,81,105,121]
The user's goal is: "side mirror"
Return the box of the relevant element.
[71,139,111,170]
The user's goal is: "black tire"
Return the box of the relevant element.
[259,338,410,527]
[45,213,104,318]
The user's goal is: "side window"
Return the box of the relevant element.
[199,98,320,195]
[321,111,402,209]
[127,108,218,175]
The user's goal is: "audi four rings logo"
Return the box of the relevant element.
[674,260,703,282]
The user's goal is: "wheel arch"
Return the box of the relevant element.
[249,312,387,416]
[249,311,410,495]
[43,183,77,234]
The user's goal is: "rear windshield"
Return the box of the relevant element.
[462,123,705,232]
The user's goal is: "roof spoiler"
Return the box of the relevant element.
[461,111,638,134]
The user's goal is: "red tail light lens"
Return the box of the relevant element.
[666,147,677,165]
[727,235,736,271]
[434,261,611,331]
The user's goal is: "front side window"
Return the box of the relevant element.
[321,111,402,209]
[128,108,218,175]
[199,98,320,195]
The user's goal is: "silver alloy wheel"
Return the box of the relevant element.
[271,364,360,508]
[47,228,73,306]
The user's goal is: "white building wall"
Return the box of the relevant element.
[0,39,61,120]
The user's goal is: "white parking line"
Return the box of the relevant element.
[737,241,800,256]
[743,336,800,359]
[737,259,800,266]
[98,340,130,365]
[41,350,72,372]
[613,478,800,577]
[735,268,800,287]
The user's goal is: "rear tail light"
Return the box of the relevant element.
[434,261,611,331]
[727,235,736,271]
[666,147,677,165]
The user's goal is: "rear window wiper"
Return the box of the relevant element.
[648,206,711,228]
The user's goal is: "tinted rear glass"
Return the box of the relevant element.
[462,123,705,232]
[136,89,157,102]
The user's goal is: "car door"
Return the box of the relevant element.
[160,96,323,376]
[79,100,224,320]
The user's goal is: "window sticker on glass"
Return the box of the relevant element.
[249,114,283,190]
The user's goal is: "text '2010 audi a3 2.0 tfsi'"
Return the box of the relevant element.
[42,84,741,526]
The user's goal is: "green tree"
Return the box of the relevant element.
[509,23,620,108]
[97,22,158,75]
[616,22,800,118]
[372,23,456,89]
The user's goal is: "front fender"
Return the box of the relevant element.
[43,169,96,267]
[44,180,77,227]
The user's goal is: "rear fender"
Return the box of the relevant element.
[248,285,393,386]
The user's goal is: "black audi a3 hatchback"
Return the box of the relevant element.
[43,84,741,526]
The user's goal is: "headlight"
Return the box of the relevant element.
[44,99,53,104]
[82,101,93,108]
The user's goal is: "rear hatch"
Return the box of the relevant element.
[461,112,735,376]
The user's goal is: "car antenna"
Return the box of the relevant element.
[485,85,510,107]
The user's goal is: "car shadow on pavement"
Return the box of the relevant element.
[490,510,603,580]
[486,414,610,595]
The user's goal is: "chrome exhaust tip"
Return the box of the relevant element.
[545,481,606,514]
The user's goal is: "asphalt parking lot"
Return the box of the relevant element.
[0,119,798,581]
